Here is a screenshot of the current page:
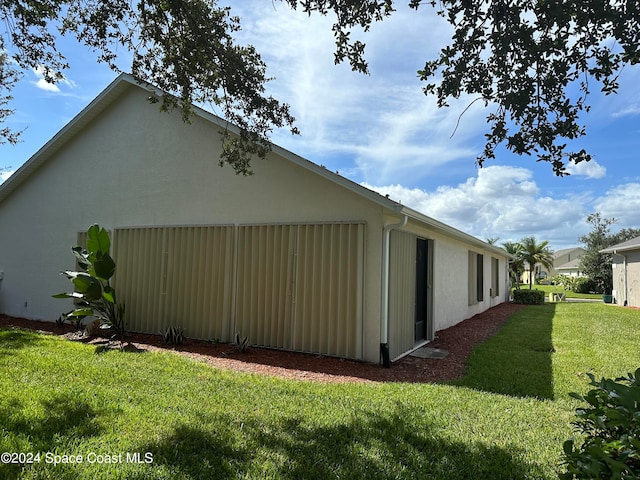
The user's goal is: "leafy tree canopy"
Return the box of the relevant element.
[286,0,639,175]
[0,0,299,175]
[579,213,640,293]
[2,0,639,175]
[518,236,554,289]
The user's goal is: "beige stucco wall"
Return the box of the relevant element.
[0,80,510,363]
[389,218,508,337]
[0,84,386,362]
[612,251,640,307]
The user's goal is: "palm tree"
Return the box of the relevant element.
[502,241,524,289]
[519,236,554,289]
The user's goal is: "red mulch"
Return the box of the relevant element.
[0,302,525,384]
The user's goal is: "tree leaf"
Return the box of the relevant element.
[71,273,102,301]
[68,308,94,317]
[102,286,116,304]
[52,292,84,299]
[93,253,116,281]
[86,224,110,254]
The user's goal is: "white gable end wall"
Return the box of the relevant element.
[0,76,510,364]
[0,83,388,362]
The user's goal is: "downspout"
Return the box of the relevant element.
[612,250,629,306]
[505,260,511,302]
[621,252,629,306]
[380,214,408,368]
[624,254,629,306]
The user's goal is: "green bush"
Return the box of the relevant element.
[574,277,598,294]
[512,289,545,304]
[552,274,576,291]
[561,369,640,479]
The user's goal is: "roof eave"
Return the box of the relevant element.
[396,205,511,258]
[0,73,509,260]
[600,245,640,254]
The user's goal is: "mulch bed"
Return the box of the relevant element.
[0,302,525,384]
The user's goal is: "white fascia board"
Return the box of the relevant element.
[397,205,512,259]
[601,244,640,254]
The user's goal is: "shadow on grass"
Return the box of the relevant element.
[0,392,103,479]
[0,328,46,353]
[136,405,546,480]
[450,303,557,400]
[0,393,102,445]
[93,341,149,355]
[134,417,250,479]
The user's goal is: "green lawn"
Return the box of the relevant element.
[1,303,639,479]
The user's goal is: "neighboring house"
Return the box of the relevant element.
[0,73,510,365]
[522,247,585,284]
[551,247,586,278]
[554,258,584,278]
[600,236,640,307]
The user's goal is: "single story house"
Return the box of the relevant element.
[521,247,585,284]
[552,247,585,278]
[554,258,584,278]
[0,74,510,365]
[601,236,640,307]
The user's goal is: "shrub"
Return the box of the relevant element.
[574,277,598,294]
[234,331,249,353]
[560,369,640,479]
[552,274,576,291]
[163,325,185,345]
[53,224,126,338]
[512,289,545,305]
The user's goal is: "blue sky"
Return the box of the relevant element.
[2,0,639,250]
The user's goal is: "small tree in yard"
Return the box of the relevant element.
[503,241,524,290]
[579,213,640,294]
[519,237,554,289]
[53,224,126,338]
[552,274,577,292]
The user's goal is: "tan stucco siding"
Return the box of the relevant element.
[0,80,512,364]
[612,251,640,307]
[392,219,508,337]
[0,85,386,361]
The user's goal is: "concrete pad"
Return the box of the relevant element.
[409,347,449,359]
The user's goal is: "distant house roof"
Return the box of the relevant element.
[553,247,585,259]
[600,236,640,254]
[555,258,582,271]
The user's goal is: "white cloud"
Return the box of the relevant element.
[363,165,589,248]
[612,104,640,118]
[565,159,606,179]
[31,66,77,93]
[229,0,481,184]
[593,183,640,226]
[0,169,14,183]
